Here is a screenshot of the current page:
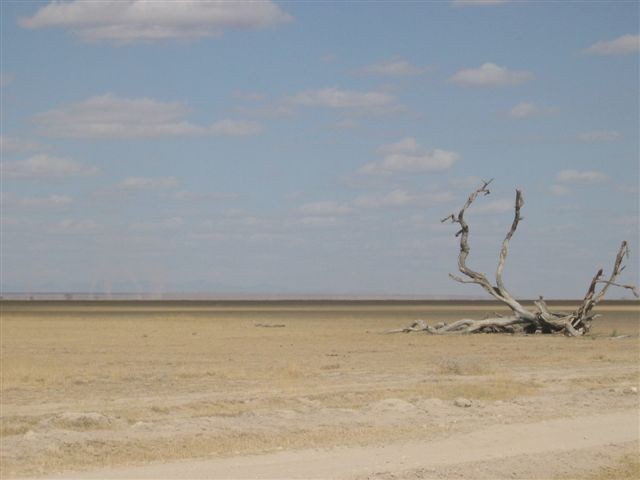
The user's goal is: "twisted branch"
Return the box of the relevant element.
[440,179,499,300]
[495,190,535,320]
[392,180,638,336]
[567,241,638,333]
[441,180,534,321]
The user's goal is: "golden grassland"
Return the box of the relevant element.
[594,456,640,480]
[567,454,640,480]
[1,300,639,476]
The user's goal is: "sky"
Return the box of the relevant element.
[1,0,638,298]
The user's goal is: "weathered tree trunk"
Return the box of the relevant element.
[392,180,638,336]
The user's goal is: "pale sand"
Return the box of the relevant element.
[2,301,639,479]
[39,410,639,479]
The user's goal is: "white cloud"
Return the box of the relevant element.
[577,130,622,143]
[354,190,412,208]
[0,72,14,87]
[452,0,509,6]
[19,0,292,45]
[356,59,429,76]
[53,219,103,234]
[507,101,558,118]
[0,136,46,153]
[332,118,359,129]
[616,184,639,196]
[297,216,338,227]
[472,198,514,214]
[131,217,184,231]
[209,119,263,136]
[422,191,456,205]
[118,176,179,190]
[285,191,304,201]
[556,170,608,184]
[359,137,459,175]
[377,137,422,155]
[172,191,239,201]
[297,201,352,215]
[449,176,483,189]
[296,189,454,215]
[508,102,538,118]
[354,190,454,208]
[34,94,262,139]
[549,184,571,196]
[1,154,98,178]
[450,63,533,87]
[584,34,640,56]
[2,192,73,208]
[235,103,295,118]
[233,91,265,102]
[248,232,292,243]
[321,53,337,63]
[34,94,192,138]
[289,88,396,109]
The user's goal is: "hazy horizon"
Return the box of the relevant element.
[1,291,637,302]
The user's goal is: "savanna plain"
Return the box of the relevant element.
[1,300,639,479]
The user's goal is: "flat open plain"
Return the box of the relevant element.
[1,300,639,479]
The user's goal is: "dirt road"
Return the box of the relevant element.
[40,409,639,479]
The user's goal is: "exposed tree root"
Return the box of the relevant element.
[391,180,638,336]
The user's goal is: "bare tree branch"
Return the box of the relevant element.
[445,180,535,321]
[393,180,637,336]
[593,241,632,304]
[595,280,639,297]
[448,273,476,284]
[567,241,638,332]
[493,189,535,320]
[445,179,508,304]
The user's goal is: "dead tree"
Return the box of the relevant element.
[392,179,638,336]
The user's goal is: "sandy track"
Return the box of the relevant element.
[40,410,639,479]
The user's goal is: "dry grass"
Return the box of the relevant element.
[3,301,636,391]
[1,300,638,477]
[435,356,494,376]
[585,455,640,480]
[563,454,640,480]
[304,376,538,410]
[9,423,426,477]
[0,416,40,436]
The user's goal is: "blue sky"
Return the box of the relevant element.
[1,0,638,298]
